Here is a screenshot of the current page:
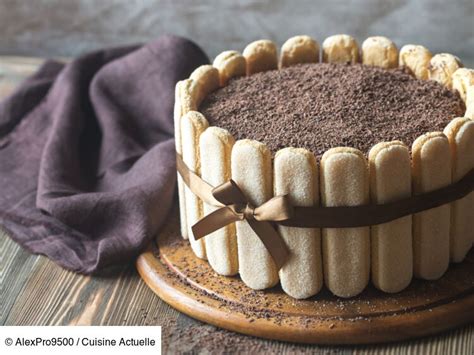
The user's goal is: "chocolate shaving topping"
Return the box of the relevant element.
[200,63,465,156]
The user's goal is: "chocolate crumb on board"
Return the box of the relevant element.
[152,216,474,349]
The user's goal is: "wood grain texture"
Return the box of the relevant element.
[0,229,178,327]
[1,56,473,354]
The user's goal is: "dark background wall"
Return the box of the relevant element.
[1,0,473,65]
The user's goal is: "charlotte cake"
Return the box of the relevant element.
[173,34,474,299]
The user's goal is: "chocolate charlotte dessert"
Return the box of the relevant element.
[174,35,474,299]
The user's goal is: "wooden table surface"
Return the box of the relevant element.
[0,56,473,354]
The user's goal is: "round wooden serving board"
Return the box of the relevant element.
[136,208,474,344]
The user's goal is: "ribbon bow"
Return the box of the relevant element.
[176,154,292,269]
[192,180,292,269]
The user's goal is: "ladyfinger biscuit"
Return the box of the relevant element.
[452,68,474,102]
[412,133,451,280]
[213,51,246,86]
[274,148,322,299]
[361,36,398,69]
[465,85,474,119]
[181,111,209,259]
[174,79,198,239]
[444,117,474,262]
[428,53,462,89]
[200,127,238,275]
[231,139,279,289]
[369,142,413,293]
[280,35,319,68]
[322,34,359,64]
[320,148,370,298]
[189,65,220,106]
[243,40,278,75]
[399,44,432,80]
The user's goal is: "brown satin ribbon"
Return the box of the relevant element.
[177,153,474,268]
[282,168,474,228]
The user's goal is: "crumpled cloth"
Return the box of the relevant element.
[0,35,209,273]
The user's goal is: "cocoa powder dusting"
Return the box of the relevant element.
[200,63,465,156]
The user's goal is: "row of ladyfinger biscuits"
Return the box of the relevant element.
[174,34,474,299]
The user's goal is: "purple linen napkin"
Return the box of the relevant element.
[0,35,209,273]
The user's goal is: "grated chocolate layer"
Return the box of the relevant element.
[200,63,465,156]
